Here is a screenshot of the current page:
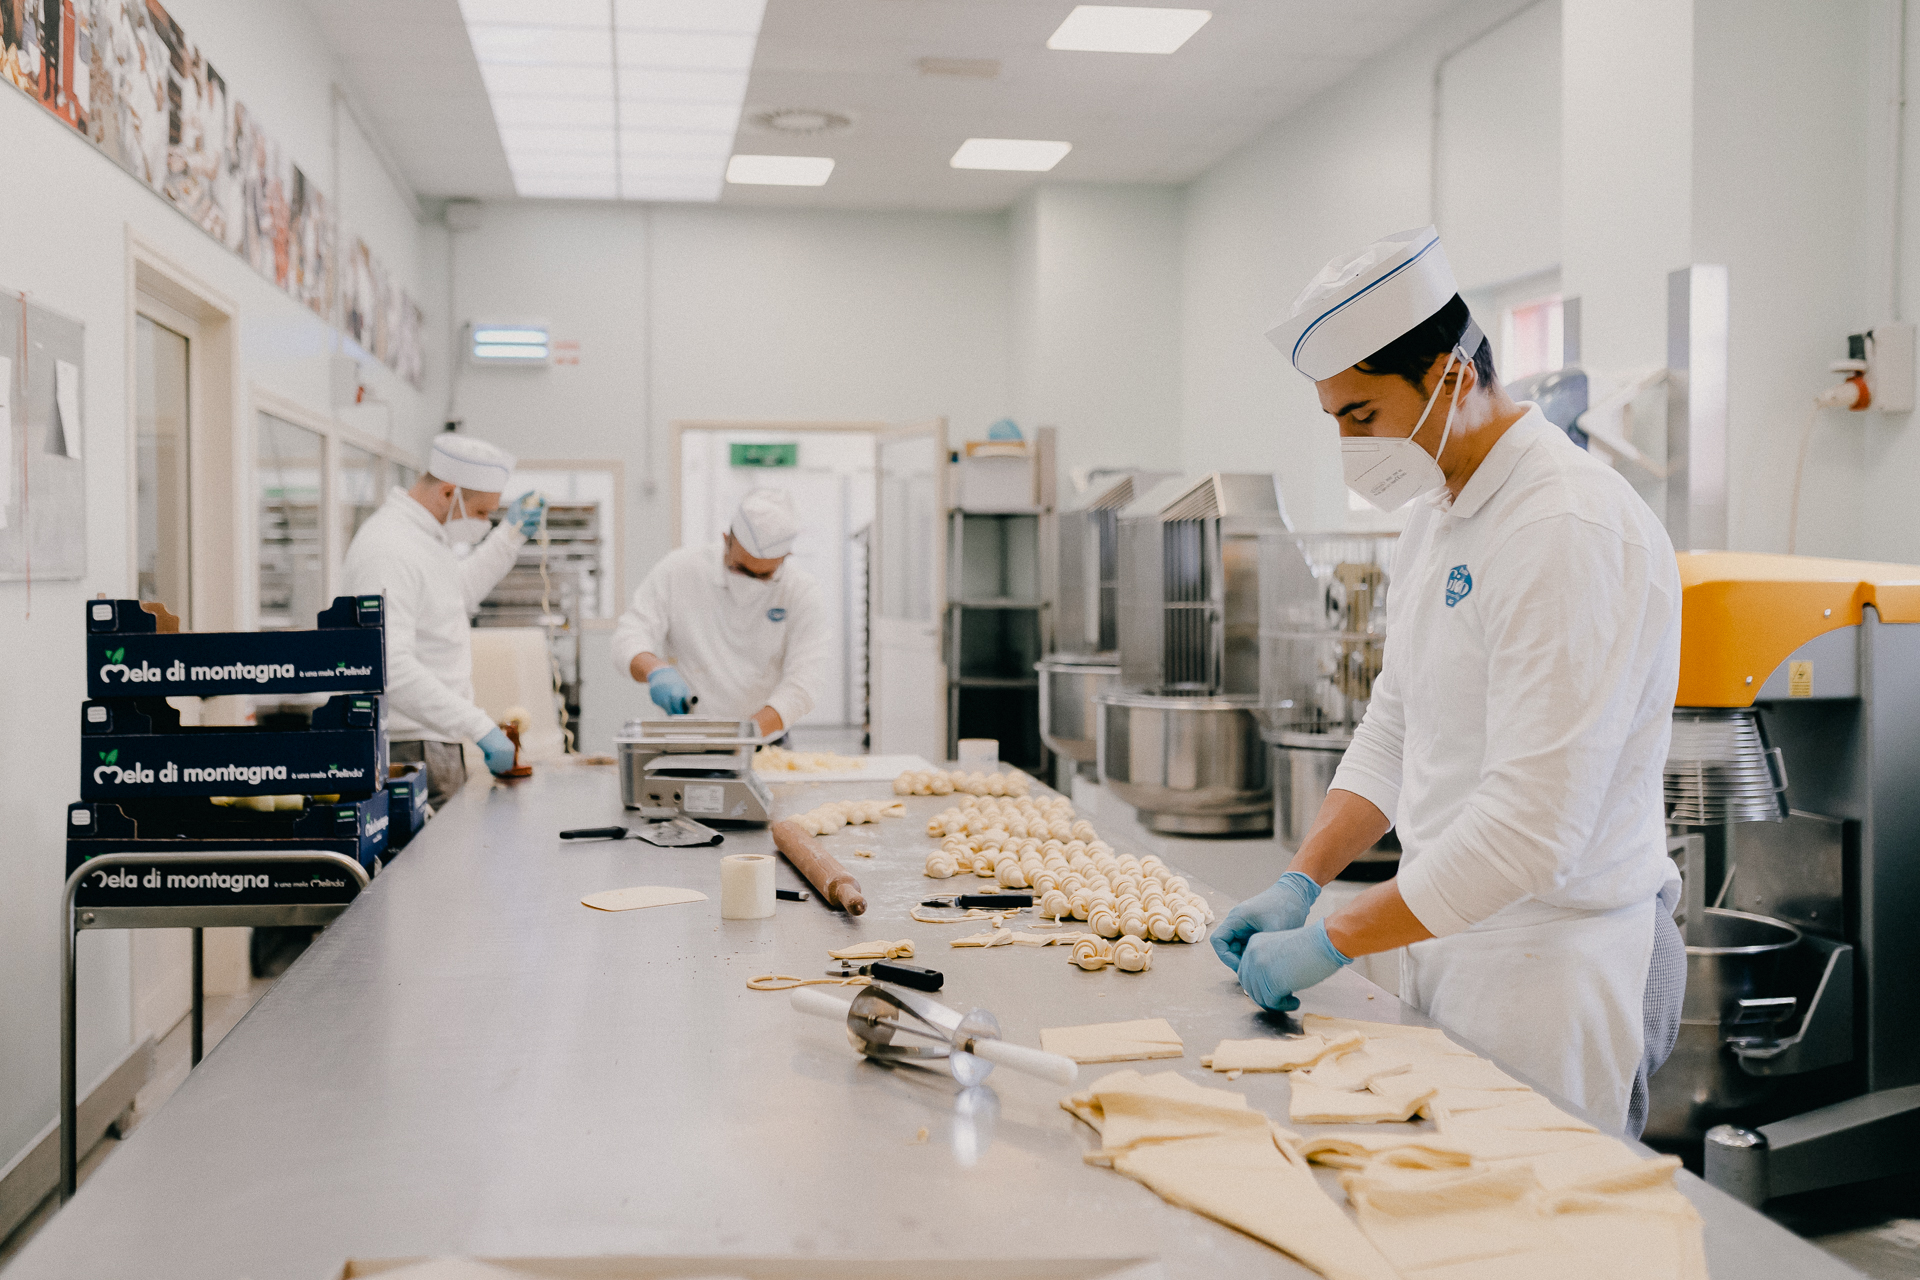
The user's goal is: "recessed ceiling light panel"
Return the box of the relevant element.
[949,138,1072,171]
[1046,5,1211,54]
[459,0,767,202]
[750,107,853,135]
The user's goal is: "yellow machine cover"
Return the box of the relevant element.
[1677,552,1920,706]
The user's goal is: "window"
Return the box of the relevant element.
[1499,295,1565,382]
[135,313,192,619]
[256,414,326,628]
[338,441,387,553]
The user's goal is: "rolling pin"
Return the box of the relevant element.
[771,819,867,915]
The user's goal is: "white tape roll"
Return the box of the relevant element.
[720,853,776,919]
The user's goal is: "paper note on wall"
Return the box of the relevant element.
[0,356,12,529]
[55,359,81,459]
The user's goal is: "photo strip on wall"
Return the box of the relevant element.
[1,0,426,388]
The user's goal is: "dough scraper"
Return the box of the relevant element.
[790,985,1077,1086]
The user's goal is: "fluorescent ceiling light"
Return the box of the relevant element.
[727,154,835,186]
[459,0,766,202]
[949,138,1072,171]
[1047,6,1211,54]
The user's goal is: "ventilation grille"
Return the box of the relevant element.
[1162,519,1211,689]
[1087,475,1136,511]
[1161,476,1223,522]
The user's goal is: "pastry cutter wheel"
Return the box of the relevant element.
[790,985,1077,1087]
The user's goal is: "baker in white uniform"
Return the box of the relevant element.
[342,435,544,807]
[612,488,831,738]
[1212,226,1686,1137]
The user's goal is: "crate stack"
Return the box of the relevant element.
[67,596,404,907]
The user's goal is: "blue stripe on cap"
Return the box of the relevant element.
[1291,231,1443,370]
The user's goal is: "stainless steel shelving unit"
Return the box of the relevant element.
[943,430,1055,770]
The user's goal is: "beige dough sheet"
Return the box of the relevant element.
[1202,1031,1363,1073]
[579,886,707,912]
[1041,1017,1184,1064]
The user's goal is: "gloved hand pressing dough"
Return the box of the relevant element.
[647,666,693,715]
[503,490,547,538]
[477,727,518,776]
[1211,871,1321,973]
[1237,918,1352,1013]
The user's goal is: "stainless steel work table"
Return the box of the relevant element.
[9,762,1859,1279]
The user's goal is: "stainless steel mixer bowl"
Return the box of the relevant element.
[1036,654,1120,766]
[1095,691,1272,835]
[1644,908,1803,1145]
[1265,726,1399,875]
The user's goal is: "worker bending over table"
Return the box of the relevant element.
[613,488,831,739]
[1214,226,1686,1138]
[342,433,544,806]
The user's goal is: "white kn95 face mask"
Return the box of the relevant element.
[442,489,491,547]
[1341,345,1469,513]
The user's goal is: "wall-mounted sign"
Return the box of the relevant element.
[730,443,798,468]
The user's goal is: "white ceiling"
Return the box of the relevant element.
[310,0,1464,213]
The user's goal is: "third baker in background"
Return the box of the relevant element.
[612,488,830,740]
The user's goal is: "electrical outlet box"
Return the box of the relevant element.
[1871,322,1915,413]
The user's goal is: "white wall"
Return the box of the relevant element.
[1008,184,1185,485]
[0,0,442,1180]
[445,201,1011,749]
[1178,0,1551,534]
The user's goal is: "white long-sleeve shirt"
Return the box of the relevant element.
[341,488,524,744]
[1331,407,1681,937]
[610,545,830,730]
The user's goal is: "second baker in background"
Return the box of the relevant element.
[613,488,830,740]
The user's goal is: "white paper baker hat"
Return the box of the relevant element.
[732,488,800,559]
[1266,226,1464,380]
[427,435,516,492]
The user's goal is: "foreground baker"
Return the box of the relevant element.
[342,434,544,806]
[612,488,830,738]
[1213,226,1685,1137]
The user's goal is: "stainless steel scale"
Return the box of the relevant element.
[615,718,774,823]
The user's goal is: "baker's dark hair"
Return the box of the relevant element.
[1355,294,1496,393]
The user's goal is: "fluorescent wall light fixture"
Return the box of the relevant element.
[1047,5,1211,54]
[457,0,770,202]
[469,323,551,366]
[726,154,836,185]
[950,138,1073,171]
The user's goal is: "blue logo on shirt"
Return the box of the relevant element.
[767,607,787,622]
[1445,565,1473,607]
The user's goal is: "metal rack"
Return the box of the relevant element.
[943,430,1055,770]
[475,503,607,747]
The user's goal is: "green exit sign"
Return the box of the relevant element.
[730,443,798,468]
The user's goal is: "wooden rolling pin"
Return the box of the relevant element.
[771,819,867,915]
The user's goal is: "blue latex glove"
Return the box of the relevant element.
[504,490,546,538]
[477,727,518,775]
[1236,919,1353,1012]
[1211,871,1322,973]
[648,666,692,715]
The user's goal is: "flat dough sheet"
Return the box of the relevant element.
[1042,1017,1185,1063]
[1204,1032,1362,1073]
[580,886,708,912]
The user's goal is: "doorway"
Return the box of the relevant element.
[128,246,247,1050]
[675,425,877,730]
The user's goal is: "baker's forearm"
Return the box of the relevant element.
[1287,788,1391,885]
[629,652,670,681]
[1324,879,1434,958]
[752,706,784,736]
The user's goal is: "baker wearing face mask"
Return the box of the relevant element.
[612,488,830,740]
[341,434,545,806]
[1212,226,1685,1138]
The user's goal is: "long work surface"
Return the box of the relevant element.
[10,762,1858,1279]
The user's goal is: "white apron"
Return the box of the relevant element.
[1399,895,1657,1136]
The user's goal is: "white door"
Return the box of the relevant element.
[678,430,875,726]
[871,419,947,761]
